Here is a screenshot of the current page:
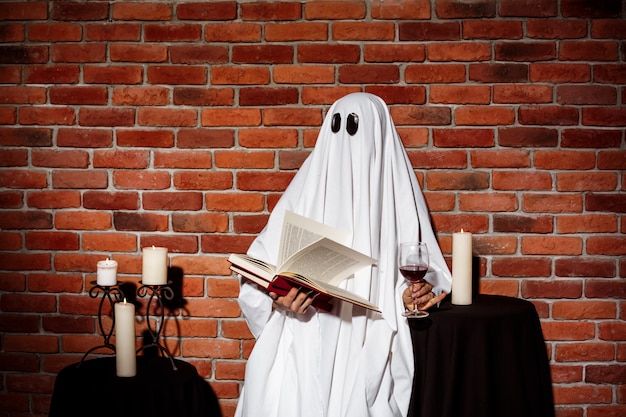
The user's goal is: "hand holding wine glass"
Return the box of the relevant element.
[399,242,430,318]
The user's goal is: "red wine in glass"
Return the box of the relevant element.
[399,242,430,318]
[399,265,428,283]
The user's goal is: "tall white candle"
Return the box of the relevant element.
[142,246,168,285]
[114,299,136,377]
[452,230,473,305]
[96,258,118,286]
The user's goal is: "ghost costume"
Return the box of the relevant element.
[235,93,452,417]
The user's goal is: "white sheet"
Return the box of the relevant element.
[235,92,452,417]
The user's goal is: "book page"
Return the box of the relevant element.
[228,254,276,281]
[278,211,350,265]
[280,238,375,286]
[230,266,271,290]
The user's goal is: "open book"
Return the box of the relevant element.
[229,211,380,312]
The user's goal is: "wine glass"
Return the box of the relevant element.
[399,242,430,318]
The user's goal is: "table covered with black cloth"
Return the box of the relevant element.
[49,356,221,417]
[408,294,555,417]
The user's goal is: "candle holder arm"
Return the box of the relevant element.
[136,282,177,371]
[78,282,123,366]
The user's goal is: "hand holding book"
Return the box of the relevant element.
[269,286,318,314]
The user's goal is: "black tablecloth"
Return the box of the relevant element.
[408,294,555,417]
[49,356,221,417]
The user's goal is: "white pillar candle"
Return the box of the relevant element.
[142,246,168,285]
[451,230,473,305]
[96,258,118,286]
[114,299,136,377]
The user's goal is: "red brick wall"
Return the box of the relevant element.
[1,0,625,416]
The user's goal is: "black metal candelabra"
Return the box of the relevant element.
[79,281,123,365]
[136,281,177,370]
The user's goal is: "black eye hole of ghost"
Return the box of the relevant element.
[346,113,359,136]
[331,113,341,133]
